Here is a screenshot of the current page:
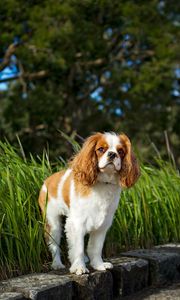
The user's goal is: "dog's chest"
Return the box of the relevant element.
[76,183,121,232]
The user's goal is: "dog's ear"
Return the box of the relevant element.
[70,133,102,186]
[119,134,140,188]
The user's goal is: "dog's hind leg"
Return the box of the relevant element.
[45,215,65,270]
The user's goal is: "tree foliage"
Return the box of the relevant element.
[0,0,179,162]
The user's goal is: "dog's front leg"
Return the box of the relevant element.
[87,226,113,271]
[65,218,89,275]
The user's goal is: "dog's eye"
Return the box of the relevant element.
[98,147,105,153]
[118,149,125,157]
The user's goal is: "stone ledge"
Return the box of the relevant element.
[154,243,180,254]
[0,273,72,300]
[0,293,26,300]
[121,249,180,286]
[71,270,113,300]
[0,257,148,300]
[109,257,148,298]
[0,245,180,300]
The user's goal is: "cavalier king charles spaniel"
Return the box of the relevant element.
[38,132,140,275]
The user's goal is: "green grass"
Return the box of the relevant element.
[0,141,56,279]
[106,160,180,254]
[0,141,180,279]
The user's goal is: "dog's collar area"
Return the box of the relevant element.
[97,171,119,186]
[104,181,117,185]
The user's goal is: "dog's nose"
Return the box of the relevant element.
[108,151,117,160]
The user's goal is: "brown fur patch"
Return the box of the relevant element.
[116,144,126,158]
[119,133,140,188]
[62,172,72,207]
[70,133,102,186]
[74,179,91,198]
[38,170,65,213]
[38,189,47,213]
[95,137,109,158]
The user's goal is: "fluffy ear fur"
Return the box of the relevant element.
[70,133,102,186]
[119,134,140,188]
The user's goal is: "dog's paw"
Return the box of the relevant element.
[70,264,89,275]
[51,261,65,270]
[102,262,113,269]
[92,261,113,271]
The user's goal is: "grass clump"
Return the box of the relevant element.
[107,160,180,254]
[0,141,179,279]
[0,141,54,279]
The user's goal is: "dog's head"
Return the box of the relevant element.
[71,132,140,188]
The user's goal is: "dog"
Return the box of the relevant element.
[38,132,140,275]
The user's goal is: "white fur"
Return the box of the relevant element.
[42,184,47,192]
[46,169,71,269]
[98,133,122,171]
[43,133,122,275]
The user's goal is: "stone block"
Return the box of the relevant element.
[0,293,26,300]
[0,273,72,300]
[122,249,180,285]
[154,243,180,254]
[109,257,149,298]
[71,270,113,300]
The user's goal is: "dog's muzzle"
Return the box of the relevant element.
[107,151,117,161]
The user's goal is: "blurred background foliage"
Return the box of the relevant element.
[0,0,179,164]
